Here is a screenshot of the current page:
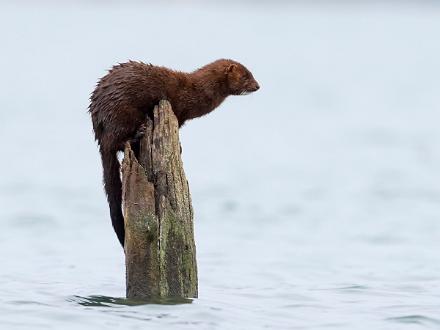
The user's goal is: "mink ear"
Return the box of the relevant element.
[226,64,237,74]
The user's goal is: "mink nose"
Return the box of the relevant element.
[254,83,260,91]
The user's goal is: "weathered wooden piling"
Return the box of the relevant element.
[121,100,198,299]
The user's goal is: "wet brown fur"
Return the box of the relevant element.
[89,59,259,247]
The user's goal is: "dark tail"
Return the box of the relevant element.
[100,148,125,247]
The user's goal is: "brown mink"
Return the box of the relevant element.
[89,59,260,247]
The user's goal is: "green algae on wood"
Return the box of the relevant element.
[121,100,198,299]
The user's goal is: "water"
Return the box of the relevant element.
[1,1,440,329]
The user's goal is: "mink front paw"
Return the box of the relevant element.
[134,124,147,140]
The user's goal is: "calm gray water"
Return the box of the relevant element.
[1,1,440,329]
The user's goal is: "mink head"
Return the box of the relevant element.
[225,61,260,96]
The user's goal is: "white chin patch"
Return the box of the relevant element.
[240,91,251,95]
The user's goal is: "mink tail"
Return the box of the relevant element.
[100,147,125,247]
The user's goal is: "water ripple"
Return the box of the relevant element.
[68,295,193,307]
[386,315,440,326]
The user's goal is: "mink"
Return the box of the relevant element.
[89,59,260,247]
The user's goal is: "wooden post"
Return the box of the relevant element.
[121,100,198,299]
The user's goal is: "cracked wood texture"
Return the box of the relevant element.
[121,100,198,299]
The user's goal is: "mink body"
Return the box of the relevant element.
[89,59,259,247]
